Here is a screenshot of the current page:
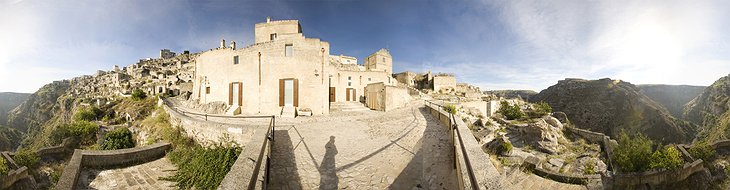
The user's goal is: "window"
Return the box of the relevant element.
[383,57,385,62]
[205,87,210,94]
[348,76,352,86]
[368,78,371,81]
[285,44,293,57]
[270,33,277,41]
[233,55,239,65]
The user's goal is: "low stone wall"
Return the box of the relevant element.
[36,137,79,160]
[521,156,600,185]
[603,160,705,188]
[55,143,171,190]
[0,166,30,189]
[218,126,270,189]
[425,101,504,189]
[161,98,257,146]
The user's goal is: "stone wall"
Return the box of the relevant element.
[55,143,171,190]
[0,166,30,189]
[602,160,705,189]
[521,155,601,185]
[218,125,271,189]
[433,75,456,92]
[425,101,504,189]
[161,99,256,146]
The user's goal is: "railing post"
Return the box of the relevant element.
[205,114,208,121]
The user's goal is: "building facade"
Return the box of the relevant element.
[192,18,394,116]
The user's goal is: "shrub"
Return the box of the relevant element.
[443,104,457,115]
[688,143,716,162]
[649,146,685,170]
[132,89,147,101]
[163,145,241,189]
[58,121,99,145]
[74,106,103,121]
[13,148,40,169]
[585,160,596,175]
[101,127,134,150]
[498,101,524,120]
[612,131,653,172]
[501,141,513,155]
[0,157,8,176]
[533,102,552,117]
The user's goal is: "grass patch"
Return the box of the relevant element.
[142,108,242,189]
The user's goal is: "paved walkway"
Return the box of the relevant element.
[76,157,177,189]
[269,102,457,189]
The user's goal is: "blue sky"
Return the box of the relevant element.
[2,0,730,93]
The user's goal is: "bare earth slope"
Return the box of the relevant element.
[684,74,730,142]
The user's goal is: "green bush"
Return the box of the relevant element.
[443,104,457,115]
[612,131,653,172]
[163,145,241,189]
[649,146,685,170]
[688,143,716,162]
[498,101,525,120]
[52,121,99,145]
[132,89,147,101]
[74,106,103,121]
[0,157,8,176]
[101,127,134,150]
[533,102,552,117]
[585,160,596,175]
[13,148,40,169]
[501,141,513,155]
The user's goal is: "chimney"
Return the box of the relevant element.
[230,41,236,50]
[267,16,271,23]
[220,39,226,48]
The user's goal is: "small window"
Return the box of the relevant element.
[383,57,385,62]
[368,78,371,81]
[205,87,210,94]
[285,44,293,57]
[270,33,277,41]
[348,82,351,86]
[233,56,239,65]
[348,76,351,80]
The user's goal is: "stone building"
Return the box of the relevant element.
[433,73,456,92]
[160,49,176,59]
[192,18,395,116]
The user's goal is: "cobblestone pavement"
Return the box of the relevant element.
[76,157,177,190]
[269,102,457,190]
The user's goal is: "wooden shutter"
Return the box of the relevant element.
[346,89,350,101]
[279,79,284,106]
[229,83,233,105]
[238,82,243,106]
[293,79,299,107]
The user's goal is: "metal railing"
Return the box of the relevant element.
[425,100,480,190]
[160,98,275,189]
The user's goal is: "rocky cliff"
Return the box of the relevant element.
[531,78,696,144]
[485,90,538,100]
[0,92,30,126]
[638,84,705,119]
[684,74,730,142]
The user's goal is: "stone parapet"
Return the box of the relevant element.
[55,143,171,190]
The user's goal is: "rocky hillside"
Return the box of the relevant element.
[5,53,196,148]
[0,92,30,125]
[684,74,730,142]
[531,78,696,144]
[638,84,705,119]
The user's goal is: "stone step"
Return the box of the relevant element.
[280,106,296,118]
[329,102,371,112]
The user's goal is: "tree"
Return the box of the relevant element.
[688,142,716,162]
[0,157,8,176]
[101,127,134,150]
[13,148,39,169]
[649,146,685,170]
[132,89,147,101]
[612,131,653,172]
[74,106,103,121]
[498,101,525,120]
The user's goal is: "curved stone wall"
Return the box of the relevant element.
[55,143,171,190]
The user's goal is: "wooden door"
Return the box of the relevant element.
[329,87,336,102]
[346,88,351,101]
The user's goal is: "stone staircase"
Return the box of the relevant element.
[280,106,296,118]
[225,105,240,115]
[329,102,370,112]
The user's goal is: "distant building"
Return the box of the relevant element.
[160,49,176,59]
